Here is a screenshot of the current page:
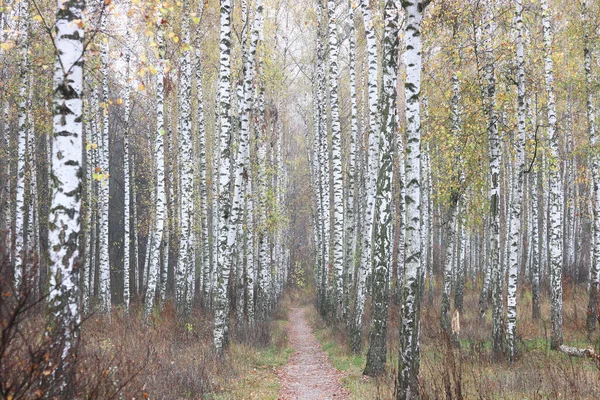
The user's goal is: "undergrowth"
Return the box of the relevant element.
[306,281,600,399]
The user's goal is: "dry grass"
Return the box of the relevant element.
[307,280,600,399]
[82,297,294,399]
[0,246,293,399]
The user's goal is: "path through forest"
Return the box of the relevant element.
[277,308,349,399]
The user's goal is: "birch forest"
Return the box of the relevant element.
[3,0,600,398]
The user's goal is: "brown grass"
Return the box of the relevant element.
[307,279,600,399]
[80,296,293,399]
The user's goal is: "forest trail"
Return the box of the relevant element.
[277,308,349,399]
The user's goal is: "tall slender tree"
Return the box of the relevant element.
[584,0,600,336]
[351,0,379,353]
[363,0,399,377]
[213,0,234,352]
[398,1,427,397]
[541,0,563,350]
[46,0,85,391]
[506,0,527,362]
[143,8,167,321]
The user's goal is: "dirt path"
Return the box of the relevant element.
[277,308,349,399]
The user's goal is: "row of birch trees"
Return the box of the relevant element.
[307,0,600,397]
[1,0,293,359]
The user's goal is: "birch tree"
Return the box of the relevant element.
[177,0,194,313]
[363,0,398,377]
[98,0,111,314]
[143,8,166,321]
[398,0,427,397]
[440,71,461,338]
[14,0,31,289]
[122,0,132,313]
[483,0,503,359]
[351,0,379,353]
[344,0,358,323]
[584,0,600,336]
[327,0,344,320]
[195,1,210,303]
[213,0,234,352]
[541,0,563,350]
[46,0,85,391]
[506,0,527,362]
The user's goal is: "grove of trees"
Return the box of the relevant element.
[2,0,600,397]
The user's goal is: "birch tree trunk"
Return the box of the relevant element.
[195,1,210,303]
[483,0,503,359]
[97,0,111,314]
[541,0,563,350]
[47,0,85,390]
[363,0,398,377]
[507,0,526,362]
[398,1,426,397]
[344,0,358,324]
[351,0,379,353]
[143,10,166,321]
[14,0,29,289]
[122,4,132,311]
[316,0,331,313]
[213,0,234,352]
[441,71,462,337]
[177,0,194,314]
[584,0,600,336]
[327,0,344,320]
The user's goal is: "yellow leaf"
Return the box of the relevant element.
[115,98,123,105]
[173,36,179,43]
[0,41,15,51]
[33,15,43,23]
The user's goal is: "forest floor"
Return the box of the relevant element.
[77,283,600,398]
[276,307,349,399]
[304,281,600,399]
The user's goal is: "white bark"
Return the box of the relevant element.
[213,0,234,352]
[143,10,166,321]
[195,1,210,302]
[364,0,399,377]
[351,0,379,352]
[14,0,29,289]
[584,0,600,335]
[507,0,526,362]
[541,0,563,350]
[98,1,111,314]
[122,2,132,311]
[344,0,358,323]
[482,0,503,358]
[398,1,425,397]
[327,0,344,320]
[47,0,85,388]
[177,1,194,313]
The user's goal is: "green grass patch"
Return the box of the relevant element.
[209,316,292,400]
